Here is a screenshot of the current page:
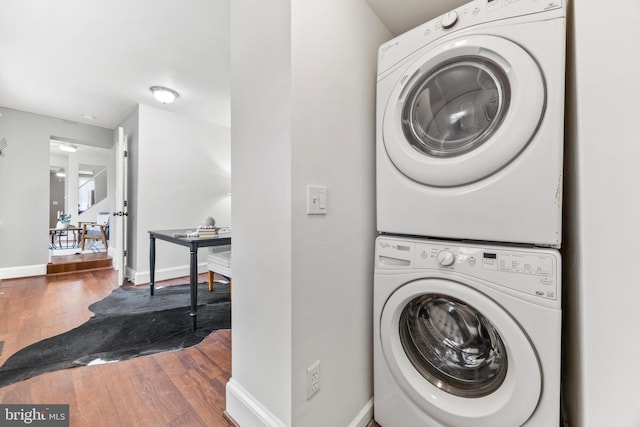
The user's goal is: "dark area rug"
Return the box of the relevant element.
[0,282,230,387]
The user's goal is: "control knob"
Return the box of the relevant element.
[441,11,458,29]
[437,251,456,267]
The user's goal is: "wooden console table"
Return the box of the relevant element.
[148,229,231,330]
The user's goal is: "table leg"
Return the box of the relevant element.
[149,235,156,296]
[56,231,63,249]
[189,242,198,331]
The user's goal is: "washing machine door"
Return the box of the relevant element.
[379,278,541,427]
[382,35,545,187]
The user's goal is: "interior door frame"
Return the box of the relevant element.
[114,127,129,286]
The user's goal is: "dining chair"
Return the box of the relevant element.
[207,245,232,295]
[80,211,110,250]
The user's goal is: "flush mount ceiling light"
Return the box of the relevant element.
[150,86,179,104]
[59,144,77,153]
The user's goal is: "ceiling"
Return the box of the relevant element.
[0,0,230,129]
[49,139,111,173]
[0,0,466,131]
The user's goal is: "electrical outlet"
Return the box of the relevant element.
[306,360,320,400]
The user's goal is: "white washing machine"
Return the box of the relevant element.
[376,0,566,247]
[373,236,561,426]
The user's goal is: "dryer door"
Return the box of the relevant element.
[379,278,541,427]
[382,35,544,187]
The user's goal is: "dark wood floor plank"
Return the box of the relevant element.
[101,362,157,426]
[71,366,125,427]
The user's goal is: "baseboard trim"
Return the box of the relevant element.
[107,246,118,267]
[130,262,209,285]
[0,264,47,280]
[225,379,374,427]
[349,398,374,427]
[226,378,287,427]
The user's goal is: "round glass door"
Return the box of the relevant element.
[379,278,541,427]
[399,294,507,398]
[402,58,510,158]
[382,35,545,187]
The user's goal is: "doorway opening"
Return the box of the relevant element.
[49,138,112,268]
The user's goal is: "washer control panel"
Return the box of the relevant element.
[376,237,560,301]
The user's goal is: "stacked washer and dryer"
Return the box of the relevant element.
[373,1,566,426]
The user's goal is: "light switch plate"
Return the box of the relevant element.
[307,185,327,215]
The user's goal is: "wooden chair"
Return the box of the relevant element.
[81,211,110,250]
[207,245,232,295]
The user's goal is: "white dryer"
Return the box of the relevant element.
[373,236,561,427]
[376,0,566,247]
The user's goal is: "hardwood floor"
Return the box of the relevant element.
[0,269,233,427]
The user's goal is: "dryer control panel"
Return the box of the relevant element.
[376,237,560,301]
[377,0,565,78]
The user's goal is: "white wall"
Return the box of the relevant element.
[289,1,389,426]
[124,104,231,284]
[227,0,293,424]
[227,1,390,426]
[0,107,113,278]
[565,0,640,425]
